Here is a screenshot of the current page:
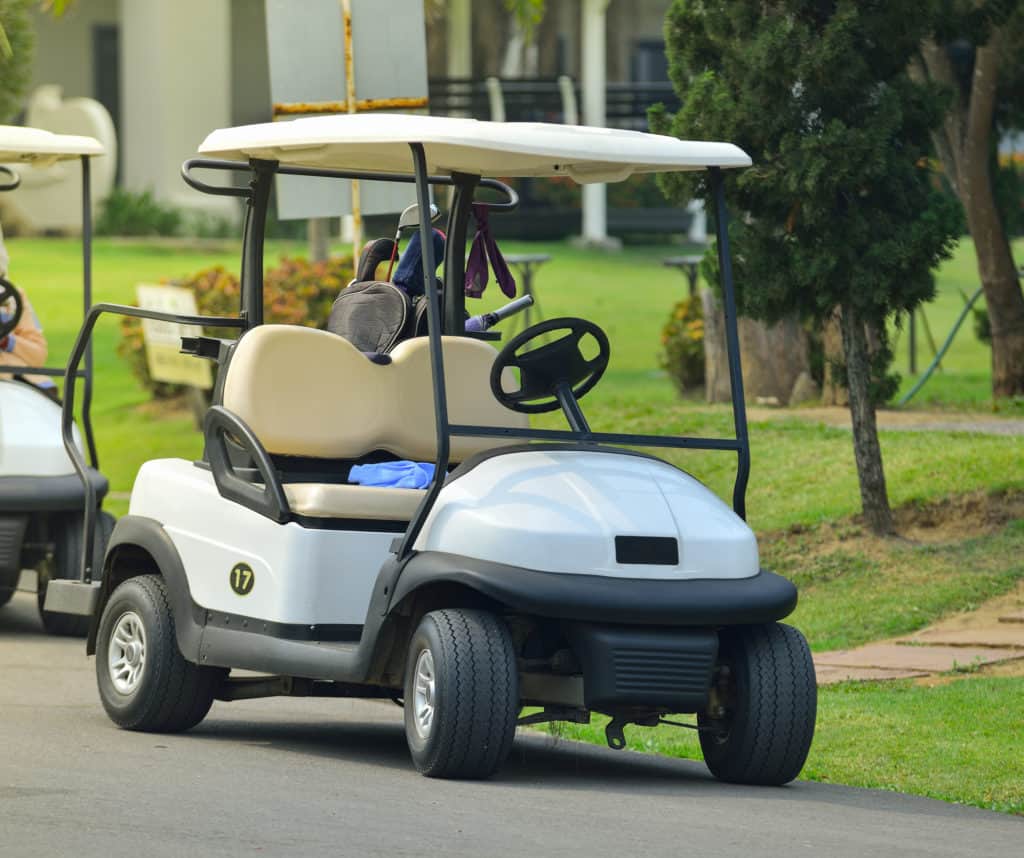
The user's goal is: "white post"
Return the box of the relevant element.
[120,0,232,215]
[580,0,610,245]
[446,0,472,80]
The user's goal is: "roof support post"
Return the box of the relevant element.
[710,167,750,519]
[395,143,451,560]
[241,161,274,329]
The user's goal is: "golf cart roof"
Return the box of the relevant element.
[0,125,105,163]
[197,114,751,183]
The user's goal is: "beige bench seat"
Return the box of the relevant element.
[219,325,528,524]
[284,482,425,521]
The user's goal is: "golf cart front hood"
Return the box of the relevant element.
[414,450,758,580]
[0,380,82,477]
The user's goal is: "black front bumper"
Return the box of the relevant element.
[392,551,798,626]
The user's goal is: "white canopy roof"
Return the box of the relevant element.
[0,125,105,162]
[198,114,750,183]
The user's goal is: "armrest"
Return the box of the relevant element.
[204,405,290,523]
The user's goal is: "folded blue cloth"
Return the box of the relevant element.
[349,461,436,489]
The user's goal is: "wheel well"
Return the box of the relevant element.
[371,581,503,687]
[105,542,162,592]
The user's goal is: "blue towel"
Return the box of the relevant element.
[349,461,436,489]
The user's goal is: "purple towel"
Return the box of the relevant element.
[465,204,516,299]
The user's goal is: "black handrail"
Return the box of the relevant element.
[181,158,519,211]
[0,165,20,191]
[62,303,246,585]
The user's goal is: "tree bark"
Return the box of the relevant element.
[840,301,895,536]
[915,35,1024,397]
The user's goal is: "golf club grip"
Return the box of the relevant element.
[490,294,535,323]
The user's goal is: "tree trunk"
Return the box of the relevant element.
[840,302,895,536]
[915,36,1024,397]
[702,288,812,405]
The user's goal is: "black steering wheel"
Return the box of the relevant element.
[490,317,610,414]
[0,277,23,340]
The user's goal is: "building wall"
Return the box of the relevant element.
[231,0,272,126]
[27,0,119,101]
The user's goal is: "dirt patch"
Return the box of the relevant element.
[765,488,1024,564]
[745,404,1024,436]
[134,394,195,421]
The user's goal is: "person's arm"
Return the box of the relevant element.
[1,290,48,368]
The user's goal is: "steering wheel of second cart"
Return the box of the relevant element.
[0,277,24,340]
[490,317,610,414]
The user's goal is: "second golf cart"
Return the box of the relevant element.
[0,126,115,635]
[57,114,816,782]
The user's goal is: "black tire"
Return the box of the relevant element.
[95,574,223,732]
[38,510,116,637]
[0,587,14,608]
[403,608,518,779]
[698,623,817,786]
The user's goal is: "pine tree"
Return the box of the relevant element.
[652,0,963,534]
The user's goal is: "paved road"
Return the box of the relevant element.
[2,588,1020,858]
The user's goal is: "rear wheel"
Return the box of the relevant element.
[38,510,116,637]
[95,574,223,732]
[698,623,817,786]
[403,608,518,779]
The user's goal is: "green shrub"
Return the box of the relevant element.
[0,0,35,124]
[660,295,705,394]
[96,188,182,237]
[118,255,353,397]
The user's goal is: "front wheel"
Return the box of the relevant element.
[698,623,817,786]
[95,574,223,732]
[403,608,519,779]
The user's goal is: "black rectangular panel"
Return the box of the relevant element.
[615,535,679,566]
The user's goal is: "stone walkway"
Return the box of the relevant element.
[814,583,1024,685]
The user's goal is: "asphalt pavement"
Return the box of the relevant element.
[2,587,1020,858]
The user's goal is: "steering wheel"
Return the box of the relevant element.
[490,317,610,414]
[0,277,23,340]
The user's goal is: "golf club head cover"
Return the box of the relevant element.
[393,228,446,297]
[355,237,398,283]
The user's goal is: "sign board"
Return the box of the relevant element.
[136,285,212,388]
[264,0,429,220]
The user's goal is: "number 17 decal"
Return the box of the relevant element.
[229,562,255,596]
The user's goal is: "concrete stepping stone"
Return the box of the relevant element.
[814,643,1023,673]
[901,626,1024,649]
[999,611,1024,624]
[814,665,929,685]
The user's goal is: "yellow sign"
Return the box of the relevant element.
[136,284,212,388]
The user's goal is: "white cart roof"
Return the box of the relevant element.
[198,114,750,183]
[0,125,105,162]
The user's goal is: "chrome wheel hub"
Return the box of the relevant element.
[108,611,146,695]
[412,648,436,740]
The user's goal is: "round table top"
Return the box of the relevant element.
[662,254,704,267]
[504,253,553,265]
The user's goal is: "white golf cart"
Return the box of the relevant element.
[0,126,115,635]
[54,114,816,782]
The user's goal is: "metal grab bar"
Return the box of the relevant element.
[0,165,20,191]
[61,303,246,586]
[180,157,519,211]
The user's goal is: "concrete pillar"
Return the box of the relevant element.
[446,0,472,79]
[120,0,232,213]
[580,0,610,244]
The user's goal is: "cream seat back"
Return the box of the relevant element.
[221,325,527,463]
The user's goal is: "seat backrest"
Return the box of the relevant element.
[221,325,528,463]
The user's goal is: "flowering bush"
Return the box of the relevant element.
[118,255,352,397]
[660,296,705,394]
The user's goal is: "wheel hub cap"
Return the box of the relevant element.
[108,611,146,695]
[412,648,436,739]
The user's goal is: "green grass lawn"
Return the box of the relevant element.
[5,231,1024,813]
[545,675,1024,815]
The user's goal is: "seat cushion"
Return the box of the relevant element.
[284,482,425,521]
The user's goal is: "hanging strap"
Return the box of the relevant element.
[464,204,516,299]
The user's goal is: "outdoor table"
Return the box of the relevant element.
[663,254,704,297]
[504,252,551,331]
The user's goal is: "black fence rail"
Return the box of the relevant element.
[428,77,679,130]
